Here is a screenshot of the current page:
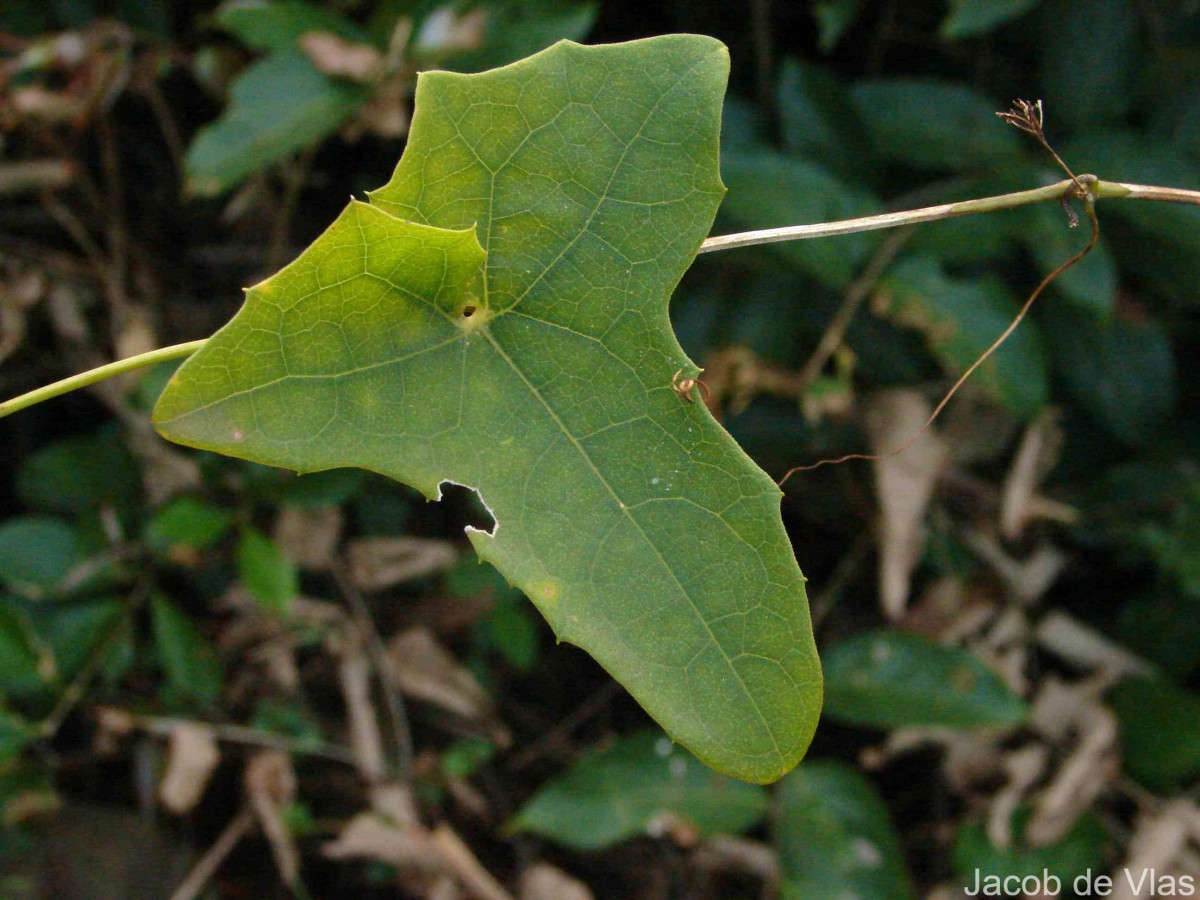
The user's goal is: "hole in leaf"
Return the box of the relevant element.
[436,481,496,537]
[462,305,476,318]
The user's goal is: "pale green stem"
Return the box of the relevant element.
[697,177,1151,254]
[5,177,1200,420]
[0,339,206,421]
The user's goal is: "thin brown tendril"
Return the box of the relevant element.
[777,101,1096,489]
[778,187,1099,488]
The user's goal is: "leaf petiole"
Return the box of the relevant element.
[0,339,206,421]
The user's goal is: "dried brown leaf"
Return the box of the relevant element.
[323,814,443,878]
[274,505,343,571]
[158,723,220,815]
[518,863,593,900]
[1035,612,1154,678]
[0,159,73,196]
[370,781,420,825]
[987,744,1050,849]
[866,390,948,618]
[47,282,90,343]
[387,627,495,725]
[127,429,203,504]
[1027,703,1117,845]
[347,536,458,591]
[1000,410,1064,539]
[333,627,387,782]
[10,86,86,124]
[244,750,299,888]
[692,835,780,885]
[964,530,1067,605]
[115,306,157,361]
[430,877,466,900]
[430,824,514,900]
[939,730,1008,794]
[351,79,410,140]
[414,7,488,55]
[299,32,383,82]
[1112,801,1200,900]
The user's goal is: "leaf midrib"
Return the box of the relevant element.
[478,325,784,765]
[455,46,780,764]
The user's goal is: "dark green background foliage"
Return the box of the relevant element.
[1,0,1199,896]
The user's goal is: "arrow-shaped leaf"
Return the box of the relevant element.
[153,35,821,783]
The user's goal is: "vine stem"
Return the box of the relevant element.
[0,338,206,421]
[697,178,1198,254]
[2,178,1200,418]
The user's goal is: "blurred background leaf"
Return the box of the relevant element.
[509,730,768,850]
[823,631,1027,729]
[775,760,914,899]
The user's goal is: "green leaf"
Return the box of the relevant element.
[1022,212,1116,319]
[187,0,373,198]
[36,598,129,684]
[0,711,38,762]
[0,516,84,599]
[477,591,540,670]
[184,48,368,197]
[217,0,366,54]
[851,79,1023,171]
[1042,304,1176,446]
[953,808,1107,890]
[256,468,368,507]
[114,0,168,35]
[154,36,821,783]
[145,497,233,557]
[775,760,915,900]
[1039,0,1137,132]
[1110,676,1200,790]
[1064,132,1200,250]
[151,596,223,709]
[940,0,1042,40]
[0,0,53,36]
[775,58,873,184]
[0,605,51,702]
[721,149,881,287]
[823,630,1027,729]
[509,730,767,849]
[441,738,496,778]
[15,427,141,516]
[1114,590,1200,682]
[875,256,1049,418]
[236,527,297,615]
[812,0,861,54]
[251,699,327,748]
[1138,482,1200,599]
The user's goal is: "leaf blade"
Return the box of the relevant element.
[155,36,822,783]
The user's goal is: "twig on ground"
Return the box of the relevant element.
[169,805,256,900]
[40,583,149,739]
[504,680,622,772]
[96,707,359,766]
[330,558,415,778]
[798,226,914,390]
